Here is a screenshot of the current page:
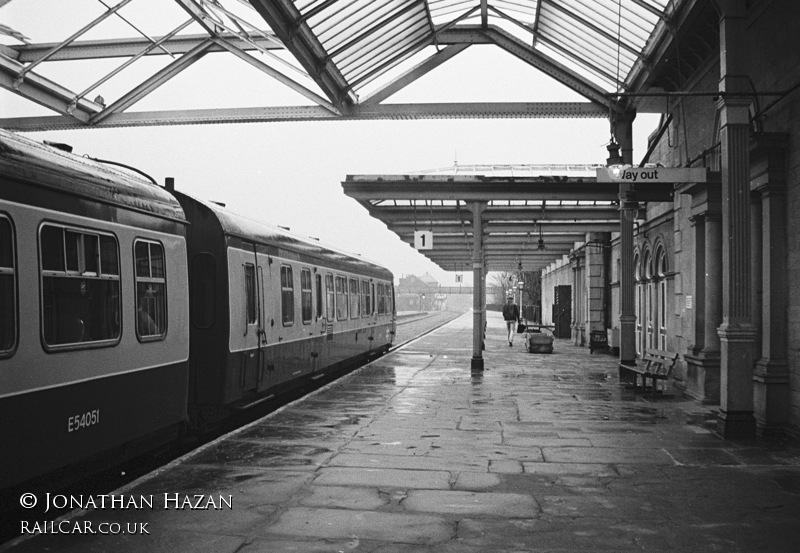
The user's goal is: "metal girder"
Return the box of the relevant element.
[373,206,624,222]
[6,34,280,62]
[478,26,612,110]
[387,222,620,233]
[351,102,607,118]
[89,38,216,125]
[211,37,337,112]
[360,43,470,105]
[248,0,355,112]
[344,175,674,202]
[0,102,609,131]
[408,235,583,245]
[0,54,101,121]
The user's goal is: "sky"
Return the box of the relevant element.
[0,1,660,287]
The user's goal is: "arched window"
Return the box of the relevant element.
[656,246,669,350]
[643,250,654,352]
[634,252,642,356]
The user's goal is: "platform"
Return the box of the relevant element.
[5,311,800,552]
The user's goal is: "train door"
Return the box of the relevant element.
[256,262,269,387]
[240,245,260,393]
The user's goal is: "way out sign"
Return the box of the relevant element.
[414,230,433,250]
[596,166,706,183]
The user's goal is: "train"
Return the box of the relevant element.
[0,129,396,490]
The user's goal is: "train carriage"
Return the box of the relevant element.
[175,192,395,427]
[0,130,190,489]
[0,129,395,490]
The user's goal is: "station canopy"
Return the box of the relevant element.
[342,163,681,272]
[0,0,710,130]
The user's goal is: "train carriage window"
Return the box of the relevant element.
[360,280,370,318]
[387,283,395,314]
[0,216,16,354]
[134,240,167,341]
[244,263,257,324]
[40,224,121,348]
[335,275,348,320]
[377,283,385,315]
[315,273,323,320]
[191,254,215,329]
[371,283,376,315]
[325,274,334,320]
[280,265,294,326]
[349,278,360,319]
[301,268,312,324]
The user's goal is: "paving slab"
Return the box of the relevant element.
[5,311,800,553]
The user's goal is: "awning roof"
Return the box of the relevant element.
[254,0,672,109]
[0,0,706,130]
[342,164,677,272]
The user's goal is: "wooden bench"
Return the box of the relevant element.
[620,349,679,397]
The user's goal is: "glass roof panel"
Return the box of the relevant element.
[341,19,427,74]
[293,0,669,100]
[493,1,539,22]
[428,0,479,26]
[334,10,425,68]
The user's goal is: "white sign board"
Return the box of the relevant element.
[597,166,706,183]
[414,230,433,250]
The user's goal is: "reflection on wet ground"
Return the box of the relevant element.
[6,311,800,553]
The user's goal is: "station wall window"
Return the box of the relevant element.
[301,268,312,324]
[244,262,257,325]
[280,265,294,326]
[325,273,335,320]
[335,275,348,320]
[360,280,371,317]
[134,239,167,340]
[190,253,215,329]
[315,273,323,320]
[40,224,121,347]
[0,215,16,355]
[349,278,360,319]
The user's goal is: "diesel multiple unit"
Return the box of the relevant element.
[0,130,395,489]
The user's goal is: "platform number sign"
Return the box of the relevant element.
[414,230,433,250]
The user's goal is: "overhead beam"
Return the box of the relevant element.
[388,222,620,233]
[366,206,623,222]
[345,176,674,202]
[0,102,609,131]
[5,34,282,62]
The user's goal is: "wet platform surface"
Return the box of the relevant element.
[6,311,800,552]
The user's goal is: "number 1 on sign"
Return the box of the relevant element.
[414,230,432,250]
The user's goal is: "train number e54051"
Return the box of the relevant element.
[67,410,100,433]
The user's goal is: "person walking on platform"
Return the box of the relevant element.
[502,296,520,347]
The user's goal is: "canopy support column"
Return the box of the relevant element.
[471,201,486,372]
[716,0,756,439]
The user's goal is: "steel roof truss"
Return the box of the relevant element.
[90,38,215,124]
[361,43,469,105]
[212,38,337,112]
[482,26,611,108]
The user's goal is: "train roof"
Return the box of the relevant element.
[0,129,185,222]
[179,192,393,280]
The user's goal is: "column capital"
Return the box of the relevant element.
[717,322,758,342]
